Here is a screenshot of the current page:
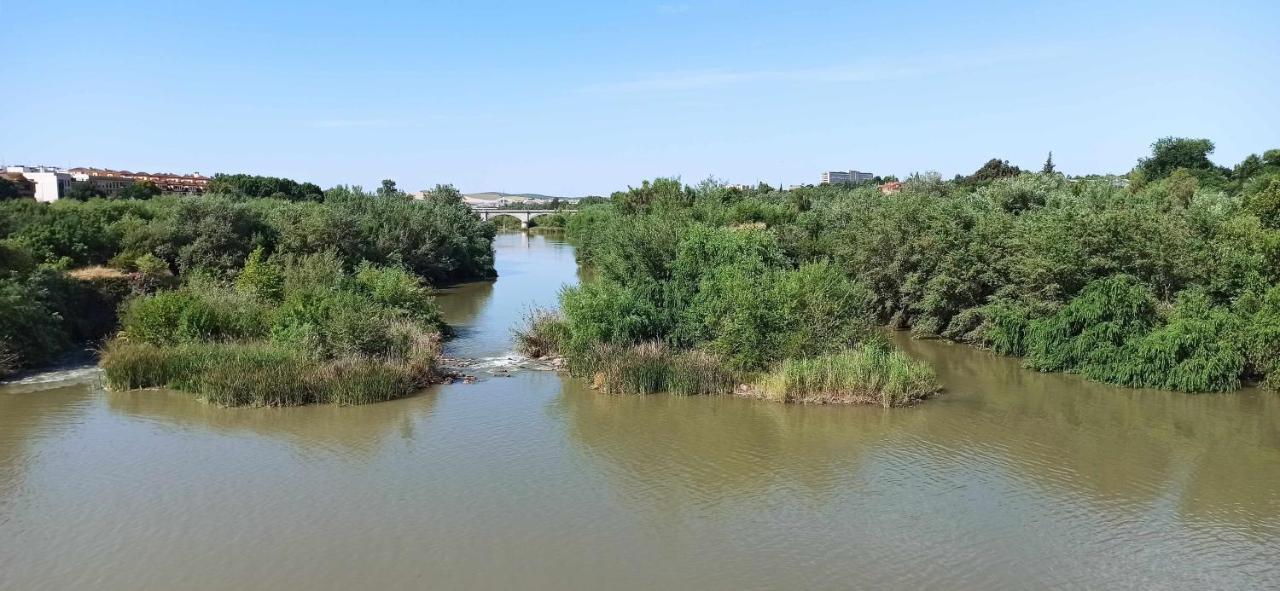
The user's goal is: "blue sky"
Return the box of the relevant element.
[4,0,1277,195]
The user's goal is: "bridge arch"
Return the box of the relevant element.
[471,207,576,229]
[485,212,528,228]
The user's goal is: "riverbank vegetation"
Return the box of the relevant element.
[101,252,444,405]
[515,197,941,405]
[529,138,1280,397]
[1,178,495,398]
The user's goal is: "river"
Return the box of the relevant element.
[1,231,1278,590]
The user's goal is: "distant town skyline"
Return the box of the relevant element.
[3,1,1277,196]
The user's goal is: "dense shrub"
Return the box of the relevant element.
[555,193,916,404]
[1239,286,1280,388]
[120,285,270,346]
[694,261,875,370]
[1023,275,1160,374]
[0,276,69,372]
[0,268,127,376]
[104,253,446,405]
[1103,290,1245,392]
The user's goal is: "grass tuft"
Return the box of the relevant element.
[100,339,438,407]
[513,307,570,358]
[751,344,941,407]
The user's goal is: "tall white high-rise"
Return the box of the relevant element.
[820,170,874,185]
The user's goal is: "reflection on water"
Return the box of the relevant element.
[1,231,1278,590]
[895,335,1280,533]
[103,388,441,456]
[560,378,925,505]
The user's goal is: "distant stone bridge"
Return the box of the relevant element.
[471,208,575,229]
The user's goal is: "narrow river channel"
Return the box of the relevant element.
[1,231,1278,590]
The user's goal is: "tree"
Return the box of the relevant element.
[377,179,400,198]
[1136,137,1220,181]
[1041,151,1056,174]
[64,181,105,201]
[236,246,283,302]
[1166,168,1199,208]
[118,180,161,200]
[963,158,1022,185]
[206,173,324,202]
[611,177,690,213]
[422,184,463,205]
[0,177,32,201]
[1245,178,1280,230]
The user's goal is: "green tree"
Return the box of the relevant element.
[1136,137,1222,181]
[118,180,161,200]
[236,246,283,302]
[422,184,463,205]
[1245,178,1280,229]
[962,158,1022,186]
[377,179,400,198]
[1263,149,1280,169]
[1166,168,1199,208]
[1041,151,1056,174]
[0,177,31,201]
[1234,154,1265,181]
[207,173,324,202]
[65,182,105,201]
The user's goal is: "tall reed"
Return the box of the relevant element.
[512,307,569,358]
[100,340,436,407]
[752,345,941,407]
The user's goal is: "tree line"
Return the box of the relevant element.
[0,177,495,384]
[527,137,1280,397]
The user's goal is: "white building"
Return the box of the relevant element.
[820,170,875,185]
[5,166,72,202]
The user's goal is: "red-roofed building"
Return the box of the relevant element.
[878,181,903,195]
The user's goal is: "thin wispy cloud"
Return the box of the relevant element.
[307,119,393,129]
[657,3,691,14]
[578,47,1065,94]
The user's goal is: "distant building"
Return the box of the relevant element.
[820,170,875,185]
[3,165,209,200]
[76,167,208,193]
[878,181,904,195]
[5,166,73,201]
[69,168,134,195]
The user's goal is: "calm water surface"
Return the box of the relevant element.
[2,232,1278,590]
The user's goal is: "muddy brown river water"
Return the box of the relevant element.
[1,231,1277,589]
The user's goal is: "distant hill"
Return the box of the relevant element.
[463,192,579,202]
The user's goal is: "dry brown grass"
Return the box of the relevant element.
[67,266,130,281]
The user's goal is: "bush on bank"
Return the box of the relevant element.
[517,209,937,405]
[104,249,446,406]
[0,240,130,377]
